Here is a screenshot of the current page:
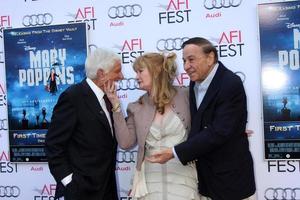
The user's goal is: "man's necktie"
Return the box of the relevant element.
[103,94,113,122]
[102,94,114,137]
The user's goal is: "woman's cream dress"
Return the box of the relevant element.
[131,110,200,200]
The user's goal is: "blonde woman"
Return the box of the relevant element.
[105,52,200,200]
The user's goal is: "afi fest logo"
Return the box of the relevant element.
[175,73,189,86]
[0,15,12,37]
[0,83,6,108]
[119,188,133,200]
[214,30,245,58]
[0,15,11,28]
[116,38,145,64]
[0,151,18,173]
[158,0,191,24]
[33,184,56,200]
[68,7,97,30]
[267,160,300,173]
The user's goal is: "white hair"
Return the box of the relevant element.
[85,48,120,79]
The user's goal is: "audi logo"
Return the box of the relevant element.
[0,186,20,198]
[156,37,189,51]
[0,51,4,63]
[234,71,246,83]
[204,0,242,10]
[22,13,53,27]
[116,150,137,163]
[89,44,98,53]
[116,78,139,91]
[0,119,8,131]
[264,187,300,200]
[108,4,142,19]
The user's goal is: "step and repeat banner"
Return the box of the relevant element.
[0,0,299,199]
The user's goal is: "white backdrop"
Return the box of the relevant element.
[0,0,299,199]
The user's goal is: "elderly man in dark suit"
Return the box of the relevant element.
[46,48,123,200]
[148,37,256,200]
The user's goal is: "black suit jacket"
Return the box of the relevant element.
[45,79,118,200]
[175,62,256,200]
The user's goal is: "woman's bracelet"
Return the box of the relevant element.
[111,102,121,112]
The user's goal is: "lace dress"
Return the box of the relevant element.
[131,110,200,200]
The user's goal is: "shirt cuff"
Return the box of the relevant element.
[172,147,179,161]
[61,173,73,186]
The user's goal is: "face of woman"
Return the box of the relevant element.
[136,67,152,92]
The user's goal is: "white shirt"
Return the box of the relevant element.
[194,63,219,109]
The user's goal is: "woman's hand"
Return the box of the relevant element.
[104,80,120,107]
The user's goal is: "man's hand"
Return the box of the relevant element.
[245,129,254,137]
[145,148,174,164]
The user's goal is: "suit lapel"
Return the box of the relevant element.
[140,94,156,144]
[81,80,112,133]
[189,81,198,120]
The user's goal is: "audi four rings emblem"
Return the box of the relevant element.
[108,4,142,19]
[0,119,8,131]
[156,37,189,51]
[116,150,137,163]
[117,78,139,91]
[204,0,242,9]
[0,186,20,198]
[264,187,300,200]
[22,13,53,27]
[234,71,246,83]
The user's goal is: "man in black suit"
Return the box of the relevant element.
[148,37,256,200]
[45,48,124,200]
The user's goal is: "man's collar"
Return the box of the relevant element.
[195,62,219,89]
[86,78,105,100]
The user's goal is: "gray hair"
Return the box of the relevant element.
[85,48,121,79]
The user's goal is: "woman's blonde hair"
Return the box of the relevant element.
[133,52,177,114]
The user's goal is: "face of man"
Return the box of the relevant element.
[182,44,215,82]
[106,60,124,82]
[96,60,124,89]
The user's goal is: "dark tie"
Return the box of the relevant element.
[103,94,112,112]
[103,94,113,122]
[103,94,115,137]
